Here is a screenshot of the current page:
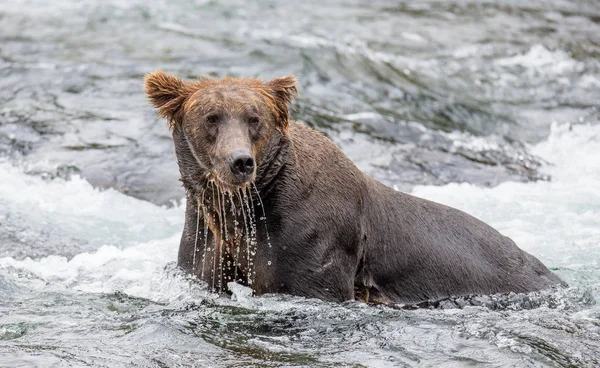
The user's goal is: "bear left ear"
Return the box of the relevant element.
[144,70,192,127]
[264,76,298,131]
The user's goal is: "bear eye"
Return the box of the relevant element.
[206,114,219,124]
[248,116,260,125]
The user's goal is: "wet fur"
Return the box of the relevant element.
[145,71,565,305]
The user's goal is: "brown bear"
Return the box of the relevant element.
[144,70,564,305]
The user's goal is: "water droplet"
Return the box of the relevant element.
[267,261,272,266]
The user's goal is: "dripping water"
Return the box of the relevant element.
[246,186,258,282]
[200,196,209,280]
[244,187,258,284]
[193,188,207,274]
[211,182,217,292]
[229,192,241,283]
[253,183,273,266]
[217,184,230,292]
[192,203,200,273]
[193,180,276,292]
[220,185,230,286]
[238,188,253,285]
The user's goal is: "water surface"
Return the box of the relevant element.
[1,0,599,366]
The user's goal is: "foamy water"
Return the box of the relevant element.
[2,122,598,296]
[2,0,600,365]
[414,123,600,290]
[1,122,599,367]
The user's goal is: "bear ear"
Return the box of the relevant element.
[144,70,191,126]
[264,76,298,130]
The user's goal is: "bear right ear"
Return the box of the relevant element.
[144,70,191,126]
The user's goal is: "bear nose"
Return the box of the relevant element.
[229,150,255,176]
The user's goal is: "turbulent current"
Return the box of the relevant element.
[1,0,599,367]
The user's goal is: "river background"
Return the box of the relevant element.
[1,1,599,367]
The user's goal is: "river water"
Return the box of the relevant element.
[1,0,600,366]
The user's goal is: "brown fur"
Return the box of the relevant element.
[145,71,564,305]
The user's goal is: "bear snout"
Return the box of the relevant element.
[228,149,255,179]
